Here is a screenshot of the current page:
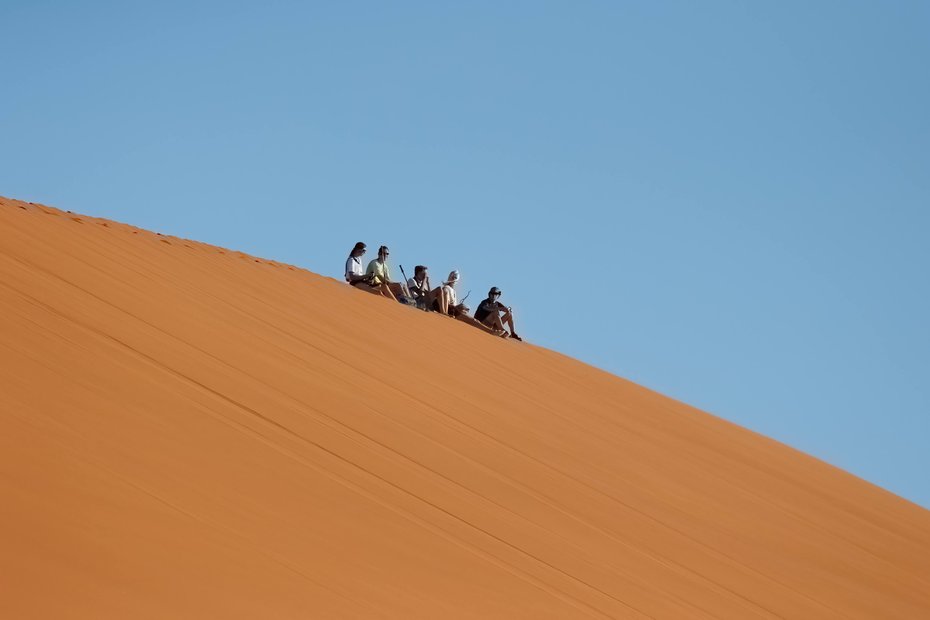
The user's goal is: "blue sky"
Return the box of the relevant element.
[2,1,928,508]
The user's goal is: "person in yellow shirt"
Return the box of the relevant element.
[365,245,398,301]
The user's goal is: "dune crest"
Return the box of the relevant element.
[2,196,929,619]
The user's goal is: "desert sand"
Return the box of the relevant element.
[1,196,929,619]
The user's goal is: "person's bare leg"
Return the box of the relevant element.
[457,313,508,337]
[378,282,397,301]
[425,287,439,312]
[353,283,383,297]
[455,313,487,330]
[438,288,451,315]
[388,282,405,299]
[484,313,505,332]
[500,311,521,339]
[501,311,517,334]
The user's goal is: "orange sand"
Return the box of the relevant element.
[1,196,929,619]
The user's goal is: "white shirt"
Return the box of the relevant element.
[443,284,457,306]
[345,256,363,281]
[407,277,428,297]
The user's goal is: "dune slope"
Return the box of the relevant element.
[1,196,929,619]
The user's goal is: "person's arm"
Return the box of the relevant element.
[346,258,372,284]
[364,260,382,284]
[346,258,366,283]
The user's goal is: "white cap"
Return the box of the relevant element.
[447,270,460,283]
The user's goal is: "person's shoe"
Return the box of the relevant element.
[510,332,523,342]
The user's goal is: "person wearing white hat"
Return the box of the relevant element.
[431,270,460,316]
[429,271,508,337]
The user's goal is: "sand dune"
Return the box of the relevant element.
[1,196,928,619]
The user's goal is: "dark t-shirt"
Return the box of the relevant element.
[474,298,502,322]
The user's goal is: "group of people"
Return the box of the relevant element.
[344,242,521,341]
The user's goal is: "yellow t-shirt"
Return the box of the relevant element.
[365,259,391,285]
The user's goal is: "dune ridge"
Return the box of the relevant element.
[1,195,929,619]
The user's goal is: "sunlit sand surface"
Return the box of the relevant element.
[2,196,928,618]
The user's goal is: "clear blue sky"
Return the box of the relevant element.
[3,1,928,508]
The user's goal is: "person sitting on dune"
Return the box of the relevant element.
[431,271,508,337]
[345,242,376,287]
[455,301,509,337]
[431,270,460,315]
[345,242,393,299]
[364,245,399,301]
[406,265,431,310]
[474,287,522,341]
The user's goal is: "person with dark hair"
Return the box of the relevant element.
[345,242,391,299]
[364,245,398,301]
[345,242,372,285]
[406,265,431,310]
[428,271,507,337]
[474,287,522,341]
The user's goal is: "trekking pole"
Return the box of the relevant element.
[398,265,412,298]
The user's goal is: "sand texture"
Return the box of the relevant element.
[1,196,929,619]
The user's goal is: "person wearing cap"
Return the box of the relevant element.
[430,271,508,337]
[364,245,399,301]
[474,287,522,341]
[455,300,509,337]
[406,265,431,310]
